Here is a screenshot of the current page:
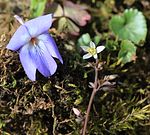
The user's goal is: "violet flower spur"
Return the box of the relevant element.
[6,14,63,81]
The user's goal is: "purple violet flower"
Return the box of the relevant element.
[6,14,63,81]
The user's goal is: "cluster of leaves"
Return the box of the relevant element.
[109,8,147,64]
[78,8,147,65]
[1,0,150,135]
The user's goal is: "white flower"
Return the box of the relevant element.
[81,41,105,59]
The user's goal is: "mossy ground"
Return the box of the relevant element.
[1,0,150,135]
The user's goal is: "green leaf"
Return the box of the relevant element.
[118,40,136,64]
[109,8,147,44]
[30,0,47,17]
[78,33,91,46]
[105,39,118,51]
[93,35,101,45]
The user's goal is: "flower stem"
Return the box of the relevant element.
[82,59,99,135]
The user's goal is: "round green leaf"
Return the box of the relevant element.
[118,40,136,64]
[109,9,147,45]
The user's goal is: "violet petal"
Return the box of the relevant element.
[6,25,31,51]
[19,44,37,81]
[37,33,63,63]
[24,14,53,37]
[30,42,57,77]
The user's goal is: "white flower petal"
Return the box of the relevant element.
[83,53,92,59]
[96,46,105,53]
[72,108,80,116]
[93,54,98,59]
[80,46,89,52]
[90,41,96,48]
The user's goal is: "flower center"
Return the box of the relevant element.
[87,47,96,55]
[30,37,38,45]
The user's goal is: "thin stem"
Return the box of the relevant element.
[82,59,99,135]
[94,59,99,88]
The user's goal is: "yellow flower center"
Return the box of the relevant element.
[87,47,96,55]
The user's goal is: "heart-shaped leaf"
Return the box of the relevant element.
[109,9,147,45]
[118,40,137,64]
